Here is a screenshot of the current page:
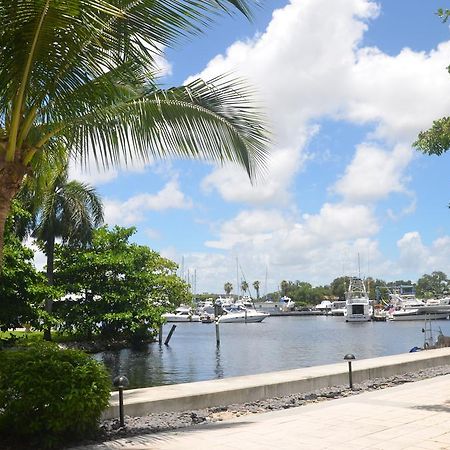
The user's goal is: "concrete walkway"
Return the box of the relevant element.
[78,374,450,450]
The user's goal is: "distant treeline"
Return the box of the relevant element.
[196,272,449,306]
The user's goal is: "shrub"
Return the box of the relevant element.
[0,342,111,449]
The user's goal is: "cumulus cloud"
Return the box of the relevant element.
[332,143,414,203]
[185,0,450,210]
[104,180,192,226]
[396,233,450,277]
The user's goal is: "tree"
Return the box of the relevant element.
[224,282,233,296]
[330,276,350,300]
[280,280,289,297]
[0,202,55,330]
[0,0,269,266]
[416,271,449,298]
[253,280,260,299]
[19,163,104,340]
[53,226,191,342]
[414,9,450,156]
[241,280,249,295]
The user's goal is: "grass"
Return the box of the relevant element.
[0,330,76,344]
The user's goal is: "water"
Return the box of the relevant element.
[92,316,450,389]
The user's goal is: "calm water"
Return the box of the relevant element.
[92,316,450,389]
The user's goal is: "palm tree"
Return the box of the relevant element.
[253,280,260,299]
[241,280,249,295]
[20,163,103,339]
[224,282,233,296]
[280,280,289,297]
[0,0,270,266]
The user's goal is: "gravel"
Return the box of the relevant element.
[88,365,450,445]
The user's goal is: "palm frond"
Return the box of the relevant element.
[63,76,270,178]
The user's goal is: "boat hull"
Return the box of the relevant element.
[163,314,201,322]
[217,312,269,323]
[390,312,449,321]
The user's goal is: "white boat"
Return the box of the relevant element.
[388,288,450,321]
[344,277,372,322]
[217,305,269,323]
[215,296,234,308]
[331,300,347,316]
[253,296,295,314]
[315,300,332,312]
[163,306,201,322]
[279,296,295,312]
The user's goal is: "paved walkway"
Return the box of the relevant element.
[78,375,450,450]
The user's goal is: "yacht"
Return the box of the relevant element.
[163,306,201,322]
[315,300,332,313]
[331,300,347,316]
[344,277,372,322]
[388,287,450,321]
[217,304,269,323]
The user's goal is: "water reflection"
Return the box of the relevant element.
[215,346,224,379]
[92,316,450,389]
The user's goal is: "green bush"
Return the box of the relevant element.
[0,342,111,449]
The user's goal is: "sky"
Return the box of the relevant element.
[65,0,450,296]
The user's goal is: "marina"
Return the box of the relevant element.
[93,315,450,389]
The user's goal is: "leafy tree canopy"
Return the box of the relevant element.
[0,202,57,330]
[53,225,191,341]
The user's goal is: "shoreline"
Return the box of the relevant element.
[80,364,450,447]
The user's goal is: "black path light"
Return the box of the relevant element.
[343,354,356,389]
[113,375,129,427]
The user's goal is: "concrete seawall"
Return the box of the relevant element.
[103,347,450,420]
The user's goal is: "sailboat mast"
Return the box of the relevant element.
[358,253,361,278]
[236,256,239,299]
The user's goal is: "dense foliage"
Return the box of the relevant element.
[0,342,110,449]
[416,271,449,299]
[0,202,56,330]
[53,226,191,342]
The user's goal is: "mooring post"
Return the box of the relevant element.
[158,324,163,345]
[164,324,176,345]
[215,321,220,346]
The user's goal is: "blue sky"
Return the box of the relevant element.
[67,0,450,295]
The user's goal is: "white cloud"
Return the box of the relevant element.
[201,203,379,287]
[332,143,414,203]
[185,0,450,210]
[346,43,450,142]
[201,137,314,205]
[395,232,450,279]
[69,151,152,186]
[104,180,192,226]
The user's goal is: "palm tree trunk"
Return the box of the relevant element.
[0,158,27,269]
[44,236,55,341]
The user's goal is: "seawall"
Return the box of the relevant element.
[103,347,450,420]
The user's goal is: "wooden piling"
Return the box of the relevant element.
[164,324,176,345]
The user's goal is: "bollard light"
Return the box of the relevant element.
[343,354,356,389]
[113,375,129,427]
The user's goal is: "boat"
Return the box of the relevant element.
[253,296,295,314]
[163,306,201,322]
[331,300,346,316]
[387,286,450,321]
[344,277,372,322]
[279,296,295,312]
[217,304,269,323]
[372,305,387,321]
[315,300,332,313]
